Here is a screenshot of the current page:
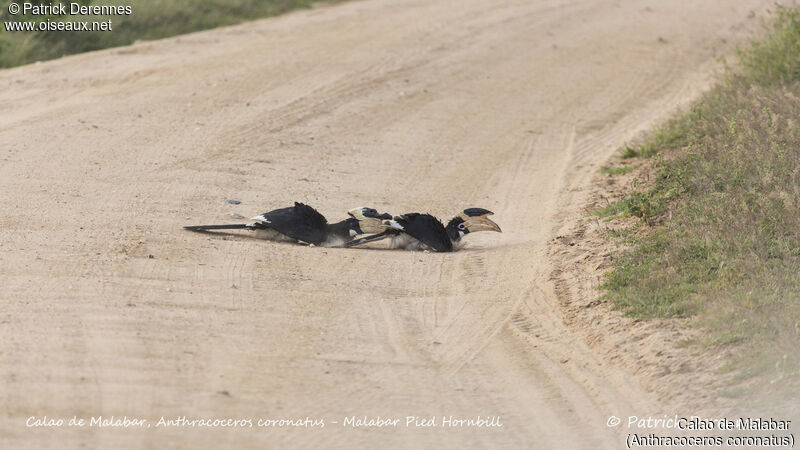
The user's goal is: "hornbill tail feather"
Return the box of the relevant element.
[184,224,252,232]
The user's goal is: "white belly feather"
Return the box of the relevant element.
[390,233,431,251]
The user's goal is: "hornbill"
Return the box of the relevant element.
[184,202,390,247]
[344,208,501,252]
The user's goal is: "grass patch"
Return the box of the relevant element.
[601,166,634,176]
[621,117,697,159]
[594,184,679,224]
[0,0,339,68]
[601,6,800,397]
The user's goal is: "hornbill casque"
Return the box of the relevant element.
[184,202,390,247]
[344,208,502,252]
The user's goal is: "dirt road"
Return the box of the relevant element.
[0,0,771,447]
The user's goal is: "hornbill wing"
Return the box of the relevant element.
[391,213,453,252]
[251,202,328,245]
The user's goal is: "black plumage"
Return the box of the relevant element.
[346,208,501,252]
[250,202,330,245]
[185,202,384,247]
[388,213,454,252]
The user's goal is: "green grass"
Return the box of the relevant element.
[621,118,697,159]
[0,0,339,68]
[600,7,800,397]
[600,165,634,176]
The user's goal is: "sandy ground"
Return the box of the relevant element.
[0,0,774,448]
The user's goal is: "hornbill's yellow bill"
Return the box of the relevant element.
[458,210,502,233]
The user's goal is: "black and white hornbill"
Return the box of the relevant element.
[344,208,502,252]
[184,202,390,247]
